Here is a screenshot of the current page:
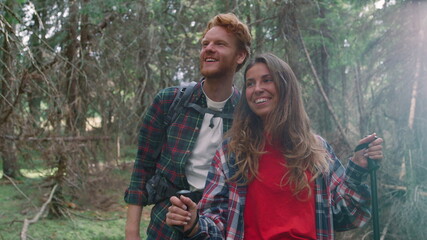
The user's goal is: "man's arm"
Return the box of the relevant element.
[124,87,178,205]
[125,204,143,240]
[124,88,177,238]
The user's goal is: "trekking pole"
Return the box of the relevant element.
[354,137,380,240]
[369,158,380,240]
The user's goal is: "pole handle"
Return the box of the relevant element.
[354,137,379,172]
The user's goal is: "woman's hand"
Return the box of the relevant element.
[352,133,384,168]
[166,195,199,235]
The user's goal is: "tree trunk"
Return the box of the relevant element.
[65,0,81,135]
[50,0,80,217]
[254,0,263,50]
[354,62,368,137]
[0,0,21,179]
[317,4,333,133]
[77,0,90,133]
[1,123,20,178]
[26,0,48,127]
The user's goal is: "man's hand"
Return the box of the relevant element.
[352,133,384,168]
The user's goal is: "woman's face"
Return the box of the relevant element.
[245,62,278,123]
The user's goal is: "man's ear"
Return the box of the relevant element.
[236,50,247,65]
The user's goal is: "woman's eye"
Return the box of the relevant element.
[246,82,254,87]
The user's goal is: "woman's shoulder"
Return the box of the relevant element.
[314,134,337,155]
[314,134,328,147]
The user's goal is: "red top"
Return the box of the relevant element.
[243,142,316,240]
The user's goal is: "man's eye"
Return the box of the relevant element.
[246,82,254,87]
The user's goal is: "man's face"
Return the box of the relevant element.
[199,26,245,78]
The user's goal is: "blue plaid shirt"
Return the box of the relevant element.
[190,137,372,240]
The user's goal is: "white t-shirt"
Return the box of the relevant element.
[185,87,232,191]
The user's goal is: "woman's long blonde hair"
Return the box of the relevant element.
[227,53,330,197]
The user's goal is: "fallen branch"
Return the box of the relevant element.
[0,135,111,142]
[2,174,37,209]
[20,184,58,240]
[382,184,427,197]
[362,230,373,240]
[380,216,392,240]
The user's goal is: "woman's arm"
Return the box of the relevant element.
[324,134,383,231]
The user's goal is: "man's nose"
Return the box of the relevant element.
[204,43,215,52]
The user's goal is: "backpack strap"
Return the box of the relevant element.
[164,81,197,126]
[186,103,233,128]
[186,103,233,119]
[152,81,197,160]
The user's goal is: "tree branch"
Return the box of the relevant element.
[20,184,58,240]
[296,21,351,149]
[2,174,37,209]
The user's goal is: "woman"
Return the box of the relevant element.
[166,53,383,240]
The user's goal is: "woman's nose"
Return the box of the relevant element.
[254,82,264,93]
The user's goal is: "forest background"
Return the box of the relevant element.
[1,0,426,239]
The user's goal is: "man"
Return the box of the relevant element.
[124,13,252,240]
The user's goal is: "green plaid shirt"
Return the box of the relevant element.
[124,80,240,239]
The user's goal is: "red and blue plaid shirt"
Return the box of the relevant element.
[190,137,372,240]
[124,81,240,239]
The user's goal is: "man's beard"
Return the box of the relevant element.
[200,62,231,78]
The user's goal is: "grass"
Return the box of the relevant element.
[0,165,151,240]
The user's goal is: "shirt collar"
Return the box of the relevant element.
[190,78,240,113]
